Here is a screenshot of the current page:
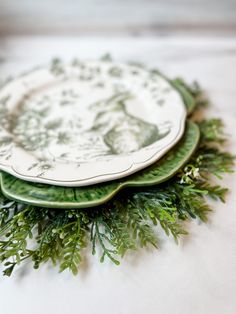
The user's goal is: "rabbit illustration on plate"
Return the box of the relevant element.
[90,92,171,155]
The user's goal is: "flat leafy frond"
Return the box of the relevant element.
[0,80,234,276]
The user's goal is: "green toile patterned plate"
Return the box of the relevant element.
[0,60,188,187]
[0,121,200,208]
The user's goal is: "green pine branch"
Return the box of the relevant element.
[0,83,235,276]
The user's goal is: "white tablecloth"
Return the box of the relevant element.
[0,37,236,314]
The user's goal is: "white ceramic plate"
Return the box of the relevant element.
[0,60,186,186]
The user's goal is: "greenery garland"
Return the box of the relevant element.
[0,80,234,276]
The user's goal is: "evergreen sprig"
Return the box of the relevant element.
[0,83,234,276]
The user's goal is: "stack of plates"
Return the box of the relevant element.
[0,59,200,208]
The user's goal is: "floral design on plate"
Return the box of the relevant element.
[0,59,186,186]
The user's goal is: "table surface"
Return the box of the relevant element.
[0,36,236,314]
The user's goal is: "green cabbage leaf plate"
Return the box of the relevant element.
[0,120,199,208]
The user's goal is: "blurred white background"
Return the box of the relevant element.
[0,0,236,36]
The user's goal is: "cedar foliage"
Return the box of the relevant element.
[0,81,234,276]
